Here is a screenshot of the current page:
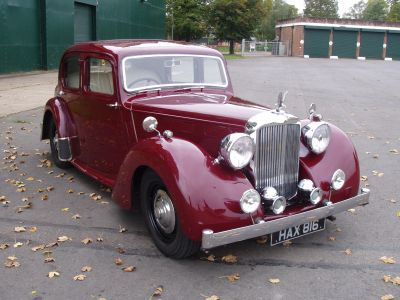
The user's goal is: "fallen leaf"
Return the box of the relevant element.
[81,238,93,245]
[398,212,400,217]
[25,240,31,245]
[383,275,391,283]
[44,258,55,263]
[115,258,123,265]
[72,214,82,219]
[0,196,6,201]
[21,197,28,202]
[344,249,352,255]
[122,266,136,272]
[29,227,37,232]
[367,135,375,139]
[391,277,400,285]
[100,201,109,204]
[378,173,384,177]
[92,195,102,200]
[26,177,34,181]
[17,208,23,213]
[390,149,398,153]
[334,228,342,232]
[14,226,26,232]
[373,154,379,158]
[89,193,96,197]
[151,286,163,297]
[81,266,92,272]
[37,188,43,193]
[57,236,70,242]
[360,176,368,181]
[381,295,394,300]
[97,237,103,242]
[47,271,60,278]
[77,192,84,195]
[119,226,127,233]
[14,242,23,248]
[24,202,33,208]
[116,247,126,253]
[390,200,396,203]
[205,296,219,300]
[380,256,396,264]
[270,279,280,283]
[5,261,20,268]
[31,245,45,251]
[46,186,54,191]
[0,243,11,249]
[222,254,238,263]
[282,240,292,247]
[62,208,69,211]
[43,250,52,255]
[348,209,356,213]
[328,237,336,241]
[42,194,48,200]
[7,255,18,260]
[203,254,216,261]
[67,189,73,194]
[228,273,240,282]
[46,242,59,248]
[73,274,86,281]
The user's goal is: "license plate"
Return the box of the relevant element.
[270,218,326,246]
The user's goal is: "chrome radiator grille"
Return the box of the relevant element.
[255,124,301,200]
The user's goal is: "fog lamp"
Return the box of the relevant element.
[261,187,286,215]
[310,187,322,205]
[240,189,261,214]
[331,169,345,190]
[298,179,322,204]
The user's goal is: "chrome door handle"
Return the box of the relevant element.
[107,102,120,109]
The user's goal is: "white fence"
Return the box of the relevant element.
[241,39,289,57]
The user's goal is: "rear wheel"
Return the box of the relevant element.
[141,169,200,258]
[49,117,73,169]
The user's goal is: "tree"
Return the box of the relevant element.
[362,0,389,20]
[256,0,299,41]
[387,1,400,20]
[166,0,207,42]
[303,0,339,18]
[208,0,270,54]
[342,0,366,19]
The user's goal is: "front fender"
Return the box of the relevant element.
[299,121,360,203]
[112,137,264,241]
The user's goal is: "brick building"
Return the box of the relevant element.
[276,17,400,60]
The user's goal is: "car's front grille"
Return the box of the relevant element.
[254,124,300,200]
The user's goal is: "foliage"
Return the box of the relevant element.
[303,0,339,18]
[166,0,207,42]
[255,0,299,41]
[208,0,271,54]
[342,0,366,19]
[387,2,400,20]
[362,0,389,20]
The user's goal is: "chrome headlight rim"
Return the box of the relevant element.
[303,122,331,154]
[240,189,261,214]
[220,133,254,170]
[331,169,345,190]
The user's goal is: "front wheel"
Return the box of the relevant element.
[49,117,73,169]
[141,169,200,258]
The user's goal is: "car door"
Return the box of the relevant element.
[79,53,128,174]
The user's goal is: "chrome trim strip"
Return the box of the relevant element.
[201,190,370,249]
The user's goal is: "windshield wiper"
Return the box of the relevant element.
[129,88,161,95]
[174,86,204,92]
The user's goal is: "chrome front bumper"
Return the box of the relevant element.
[201,188,370,250]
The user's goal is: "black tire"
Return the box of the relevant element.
[49,117,73,169]
[141,169,200,258]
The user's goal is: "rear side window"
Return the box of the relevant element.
[64,56,80,89]
[87,58,114,95]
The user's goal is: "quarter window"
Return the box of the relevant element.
[88,58,114,95]
[64,56,80,89]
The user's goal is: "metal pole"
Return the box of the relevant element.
[171,0,174,40]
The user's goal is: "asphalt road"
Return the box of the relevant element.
[1,57,399,300]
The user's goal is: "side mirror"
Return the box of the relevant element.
[143,117,159,133]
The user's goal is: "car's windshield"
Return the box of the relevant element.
[122,54,228,93]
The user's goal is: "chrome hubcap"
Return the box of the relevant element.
[53,131,59,152]
[153,190,175,234]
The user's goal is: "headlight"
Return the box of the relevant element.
[240,189,261,214]
[220,133,254,169]
[331,169,345,190]
[303,122,331,154]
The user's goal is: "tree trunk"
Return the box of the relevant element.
[229,41,235,54]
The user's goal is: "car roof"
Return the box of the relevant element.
[64,39,224,60]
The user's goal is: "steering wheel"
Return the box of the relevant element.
[128,78,160,88]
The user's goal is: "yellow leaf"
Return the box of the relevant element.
[81,238,93,245]
[383,275,391,282]
[46,186,54,191]
[43,250,52,254]
[390,149,398,153]
[334,228,342,232]
[206,296,219,300]
[378,173,384,177]
[31,291,36,294]
[397,212,400,217]
[151,286,163,297]
[47,271,60,278]
[100,201,109,204]
[81,266,92,272]
[0,243,11,249]
[42,194,48,200]
[29,227,37,232]
[14,226,26,232]
[7,255,18,260]
[62,208,69,211]
[57,236,70,242]
[72,214,82,219]
[37,189,43,193]
[360,176,368,181]
[73,274,86,281]
[391,276,400,285]
[379,256,396,264]
[115,258,123,265]
[122,266,136,272]
[282,240,292,247]
[46,242,59,248]
[344,249,352,255]
[381,295,394,300]
[26,177,34,181]
[269,279,280,283]
[222,254,238,263]
[44,258,55,263]
[14,242,23,248]
[31,245,45,251]
[77,192,85,195]
[373,154,379,158]
[328,237,336,241]
[348,209,355,213]
[228,273,240,282]
[67,189,73,194]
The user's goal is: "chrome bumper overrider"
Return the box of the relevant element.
[201,189,370,250]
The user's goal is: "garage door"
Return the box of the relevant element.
[74,2,95,44]
[386,32,400,61]
[360,31,384,60]
[332,29,358,59]
[304,27,330,58]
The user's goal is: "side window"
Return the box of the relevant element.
[64,56,80,89]
[87,58,114,95]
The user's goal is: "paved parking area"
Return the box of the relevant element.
[0,57,399,299]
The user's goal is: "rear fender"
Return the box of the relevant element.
[41,97,79,160]
[112,137,264,241]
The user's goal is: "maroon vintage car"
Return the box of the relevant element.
[41,40,369,258]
